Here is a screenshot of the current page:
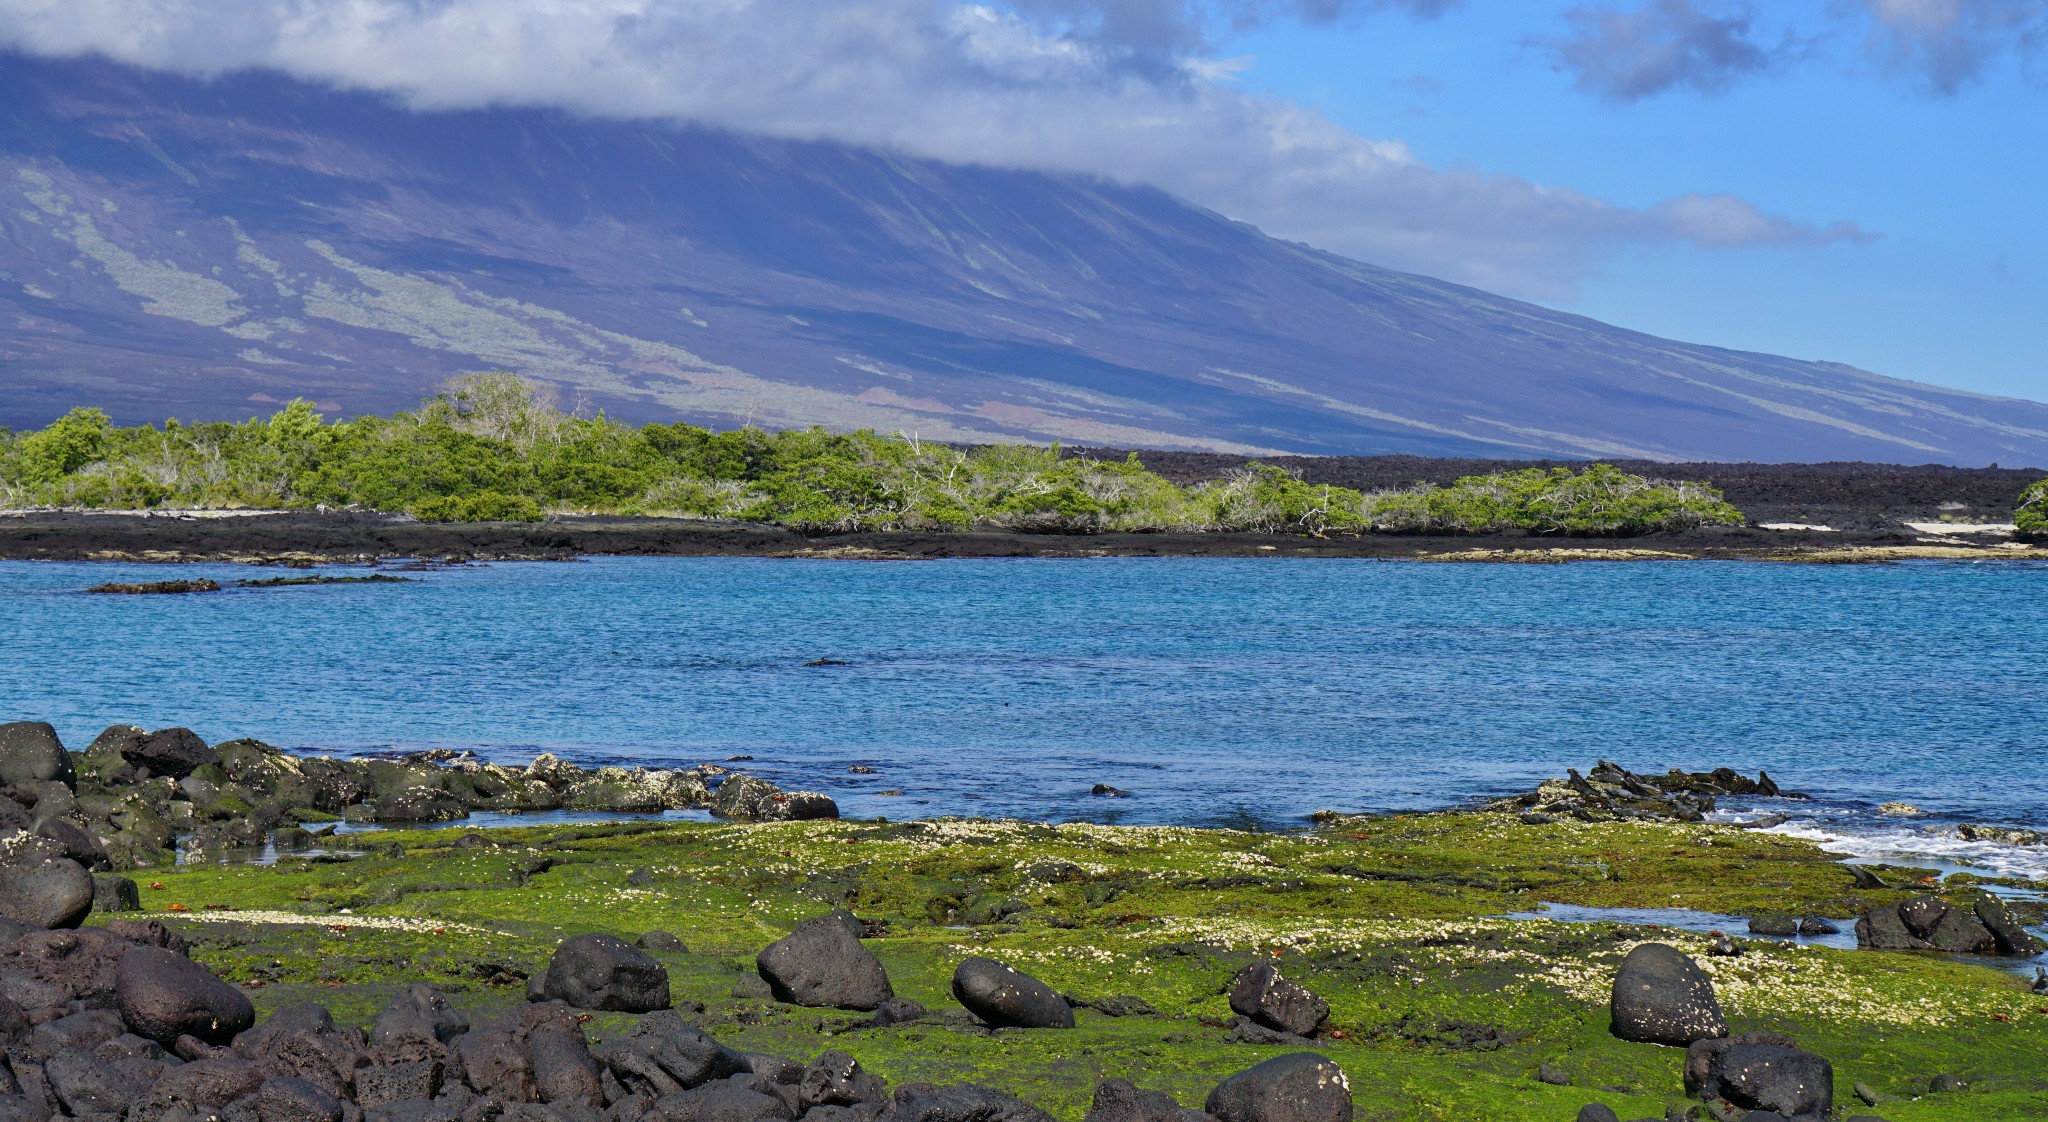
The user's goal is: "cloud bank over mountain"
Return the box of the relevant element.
[0,0,1875,299]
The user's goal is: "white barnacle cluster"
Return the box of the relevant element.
[173,909,483,934]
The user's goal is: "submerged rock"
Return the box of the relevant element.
[1609,943,1726,1047]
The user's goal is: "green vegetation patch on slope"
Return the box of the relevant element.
[2017,479,2048,540]
[0,375,1743,536]
[106,812,2048,1122]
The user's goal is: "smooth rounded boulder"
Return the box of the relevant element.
[951,957,1074,1029]
[1609,943,1726,1046]
[0,721,74,788]
[533,933,670,1012]
[1229,963,1328,1037]
[756,911,893,1011]
[0,854,95,929]
[1203,1053,1352,1122]
[116,945,257,1045]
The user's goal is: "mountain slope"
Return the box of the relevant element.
[2,53,2044,464]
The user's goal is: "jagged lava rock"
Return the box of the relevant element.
[712,775,838,822]
[1084,1078,1211,1122]
[1685,1032,1833,1121]
[1228,963,1328,1037]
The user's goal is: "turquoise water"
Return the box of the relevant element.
[2,557,2045,838]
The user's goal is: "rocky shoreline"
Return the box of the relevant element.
[0,511,2035,564]
[4,726,2047,1120]
[0,721,836,875]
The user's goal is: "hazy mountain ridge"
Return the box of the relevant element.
[2,53,2045,465]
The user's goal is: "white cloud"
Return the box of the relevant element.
[1860,0,2047,93]
[1540,0,1799,101]
[0,0,1868,298]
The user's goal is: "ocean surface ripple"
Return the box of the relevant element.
[3,556,2044,873]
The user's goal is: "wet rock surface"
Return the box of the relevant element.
[1490,760,1803,824]
[1854,893,2042,957]
[1,722,835,874]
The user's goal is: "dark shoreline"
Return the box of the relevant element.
[0,509,2033,563]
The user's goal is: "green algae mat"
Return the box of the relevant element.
[111,812,2048,1121]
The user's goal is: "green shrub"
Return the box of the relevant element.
[2018,479,2048,540]
[1359,465,1743,537]
[411,492,544,523]
[0,375,1746,537]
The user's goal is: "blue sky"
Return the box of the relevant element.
[1216,1,2047,402]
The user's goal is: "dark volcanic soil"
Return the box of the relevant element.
[1072,451,2044,527]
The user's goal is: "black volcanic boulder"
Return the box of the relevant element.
[1974,895,2047,956]
[592,1011,745,1097]
[94,875,143,913]
[1854,904,1930,950]
[1229,964,1328,1037]
[712,776,839,822]
[0,722,74,788]
[529,1029,605,1108]
[1203,1054,1352,1122]
[1609,943,1726,1046]
[457,1003,588,1104]
[531,934,670,1012]
[1856,896,2001,954]
[884,1083,1056,1122]
[371,983,470,1063]
[0,853,94,929]
[122,728,219,779]
[150,1056,268,1108]
[256,1075,344,1122]
[799,1051,887,1110]
[1685,1032,1832,1121]
[116,945,256,1045]
[1084,1079,1210,1122]
[951,957,1074,1029]
[756,912,893,1011]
